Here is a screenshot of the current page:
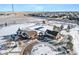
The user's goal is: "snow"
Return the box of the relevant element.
[0,39,7,45]
[0,20,79,55]
[0,37,4,40]
[0,22,53,37]
[10,47,21,52]
[0,23,35,37]
[60,26,79,54]
[60,30,69,35]
[69,30,79,54]
[0,48,12,54]
[0,41,21,55]
[31,42,56,55]
[29,24,53,31]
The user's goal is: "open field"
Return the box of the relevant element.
[0,12,79,55]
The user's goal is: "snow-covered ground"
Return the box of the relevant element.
[70,28,79,54]
[0,23,35,37]
[0,20,79,55]
[31,42,58,55]
[60,25,79,54]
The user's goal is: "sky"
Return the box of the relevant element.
[0,4,79,12]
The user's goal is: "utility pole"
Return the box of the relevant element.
[12,4,14,13]
[12,4,16,24]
